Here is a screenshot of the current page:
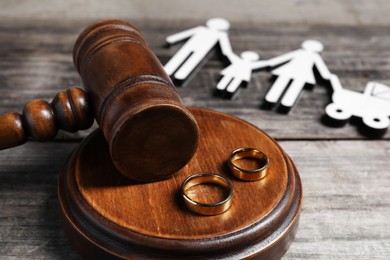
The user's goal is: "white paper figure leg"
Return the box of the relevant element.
[265,76,290,104]
[280,79,305,107]
[226,78,243,94]
[164,47,192,76]
[217,76,233,91]
[174,51,206,80]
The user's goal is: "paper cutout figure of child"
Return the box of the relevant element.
[164,18,232,81]
[264,40,331,108]
[217,51,267,95]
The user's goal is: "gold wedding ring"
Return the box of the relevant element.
[228,147,269,181]
[180,173,233,216]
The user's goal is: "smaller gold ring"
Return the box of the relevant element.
[180,173,233,216]
[228,147,269,181]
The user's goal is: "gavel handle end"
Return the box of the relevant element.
[0,87,94,150]
[0,112,28,150]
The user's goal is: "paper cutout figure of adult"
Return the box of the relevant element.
[264,40,331,109]
[164,18,232,82]
[217,51,267,95]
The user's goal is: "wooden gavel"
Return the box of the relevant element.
[0,19,199,182]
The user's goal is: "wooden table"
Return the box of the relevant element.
[0,1,389,259]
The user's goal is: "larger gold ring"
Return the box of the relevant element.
[228,147,269,181]
[180,173,233,216]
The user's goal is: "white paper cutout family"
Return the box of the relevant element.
[164,18,390,134]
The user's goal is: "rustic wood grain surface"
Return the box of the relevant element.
[0,1,389,259]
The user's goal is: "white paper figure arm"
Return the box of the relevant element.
[218,33,234,57]
[265,50,299,68]
[313,54,331,80]
[329,74,343,92]
[225,52,241,64]
[251,61,268,70]
[166,26,203,44]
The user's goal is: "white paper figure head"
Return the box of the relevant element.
[206,18,230,31]
[240,51,260,61]
[301,40,324,53]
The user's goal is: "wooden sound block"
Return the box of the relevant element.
[58,108,302,259]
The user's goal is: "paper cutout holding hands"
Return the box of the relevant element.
[164,19,390,137]
[217,51,267,95]
[264,40,331,108]
[164,18,232,82]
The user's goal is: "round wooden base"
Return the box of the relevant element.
[58,108,302,259]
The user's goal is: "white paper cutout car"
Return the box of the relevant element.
[326,74,390,131]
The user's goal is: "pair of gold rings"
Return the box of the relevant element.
[180,147,269,216]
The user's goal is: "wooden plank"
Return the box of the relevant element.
[0,142,80,259]
[0,140,389,258]
[1,22,390,140]
[1,0,390,26]
[281,140,390,259]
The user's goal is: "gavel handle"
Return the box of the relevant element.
[0,87,94,150]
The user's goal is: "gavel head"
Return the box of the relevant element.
[73,20,199,182]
